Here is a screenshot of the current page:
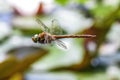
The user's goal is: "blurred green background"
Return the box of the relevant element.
[0,0,120,80]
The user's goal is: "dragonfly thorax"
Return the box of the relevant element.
[40,32,54,44]
[32,32,55,44]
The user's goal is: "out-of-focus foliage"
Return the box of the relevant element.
[75,0,89,4]
[55,0,69,6]
[0,47,48,79]
[1,0,120,80]
[92,5,114,18]
[55,0,89,5]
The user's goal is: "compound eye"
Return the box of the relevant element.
[34,34,38,38]
[32,34,38,43]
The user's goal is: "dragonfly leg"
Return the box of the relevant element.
[44,34,50,44]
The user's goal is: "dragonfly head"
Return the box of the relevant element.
[32,34,39,43]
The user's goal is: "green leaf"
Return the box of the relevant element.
[91,5,114,18]
[75,0,88,4]
[55,0,69,6]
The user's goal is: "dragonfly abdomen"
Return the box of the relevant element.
[53,35,96,39]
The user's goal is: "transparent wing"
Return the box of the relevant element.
[50,19,63,35]
[55,39,67,49]
[35,17,49,32]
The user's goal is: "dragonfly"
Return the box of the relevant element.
[32,17,96,49]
